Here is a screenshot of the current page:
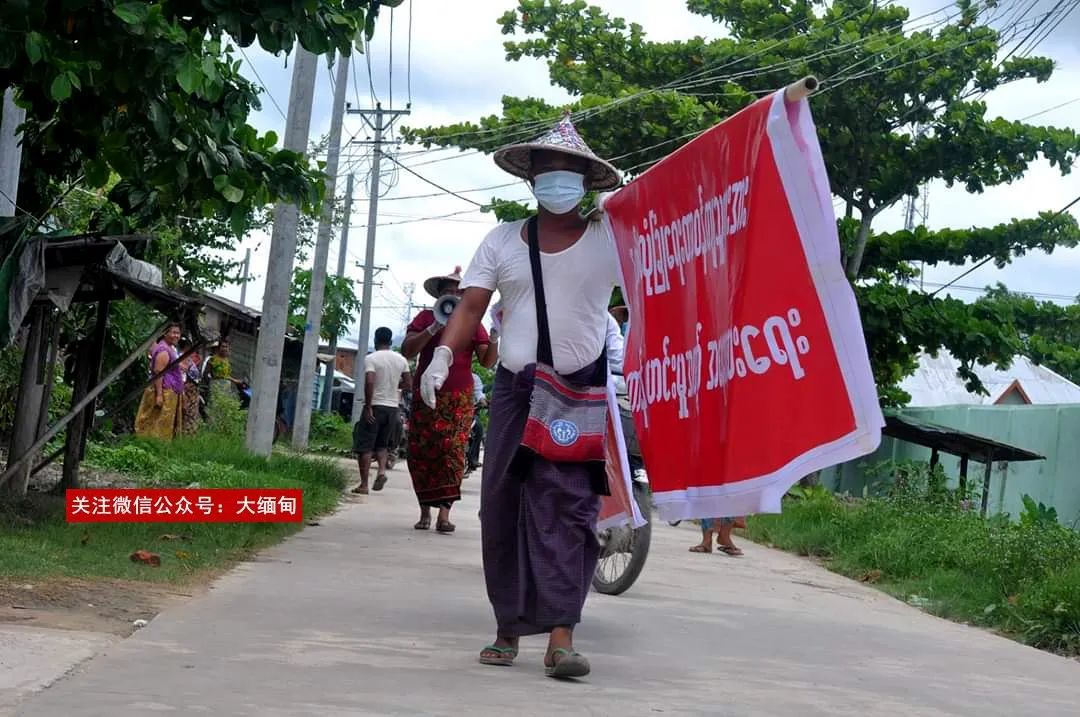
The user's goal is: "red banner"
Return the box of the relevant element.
[66,489,303,523]
[603,91,882,521]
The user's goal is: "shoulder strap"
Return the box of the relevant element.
[526,217,554,366]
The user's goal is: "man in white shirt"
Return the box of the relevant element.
[418,115,621,680]
[352,327,410,495]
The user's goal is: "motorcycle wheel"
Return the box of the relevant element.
[592,481,652,596]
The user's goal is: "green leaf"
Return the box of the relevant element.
[113,2,148,25]
[84,158,110,188]
[66,71,81,90]
[148,101,170,139]
[25,32,43,64]
[176,55,201,94]
[213,174,230,192]
[221,185,245,203]
[172,138,189,151]
[50,74,72,102]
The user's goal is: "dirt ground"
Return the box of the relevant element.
[0,576,205,637]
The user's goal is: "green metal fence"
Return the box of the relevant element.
[822,405,1080,526]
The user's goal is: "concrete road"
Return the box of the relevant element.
[13,463,1080,716]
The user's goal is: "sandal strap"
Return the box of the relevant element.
[481,645,517,655]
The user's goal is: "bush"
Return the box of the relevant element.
[746,482,1080,656]
[309,411,353,454]
[204,385,245,438]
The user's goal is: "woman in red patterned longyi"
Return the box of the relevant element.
[401,267,499,533]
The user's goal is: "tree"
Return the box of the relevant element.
[0,0,400,240]
[975,285,1080,385]
[289,270,362,342]
[404,0,1080,404]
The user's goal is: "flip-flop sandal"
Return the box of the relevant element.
[688,544,711,553]
[436,520,456,534]
[718,545,744,557]
[373,475,388,491]
[545,648,590,679]
[351,485,369,495]
[414,518,431,530]
[478,645,517,667]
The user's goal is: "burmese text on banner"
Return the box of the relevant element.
[603,89,883,522]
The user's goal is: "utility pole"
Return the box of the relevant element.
[239,248,251,306]
[292,52,350,451]
[245,48,318,457]
[319,172,354,413]
[0,87,26,217]
[347,104,409,425]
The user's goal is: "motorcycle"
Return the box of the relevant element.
[465,403,486,476]
[592,374,652,596]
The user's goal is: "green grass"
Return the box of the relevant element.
[0,435,347,583]
[745,491,1080,656]
[309,412,353,456]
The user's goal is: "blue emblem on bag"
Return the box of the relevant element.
[550,419,579,447]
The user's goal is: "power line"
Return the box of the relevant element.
[928,192,1080,299]
[365,36,380,106]
[380,180,522,201]
[238,47,287,121]
[350,53,364,110]
[1018,96,1080,123]
[383,154,485,206]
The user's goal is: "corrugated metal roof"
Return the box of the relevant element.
[900,351,1080,407]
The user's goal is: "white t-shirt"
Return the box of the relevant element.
[605,313,625,375]
[461,219,620,374]
[364,350,409,408]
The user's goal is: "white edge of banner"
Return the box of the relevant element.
[597,372,648,530]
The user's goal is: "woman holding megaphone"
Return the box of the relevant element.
[401,267,499,533]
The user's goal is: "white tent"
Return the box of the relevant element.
[899,351,1080,407]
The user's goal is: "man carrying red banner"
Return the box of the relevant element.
[420,115,620,679]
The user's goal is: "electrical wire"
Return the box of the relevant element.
[1018,96,1080,123]
[383,154,486,206]
[380,181,523,201]
[350,53,364,110]
[365,36,380,106]
[927,191,1080,299]
[239,47,287,121]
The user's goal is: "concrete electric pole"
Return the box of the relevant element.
[346,104,409,425]
[319,172,354,413]
[0,87,26,217]
[292,52,351,451]
[245,48,318,457]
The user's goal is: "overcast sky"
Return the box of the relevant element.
[215,0,1080,350]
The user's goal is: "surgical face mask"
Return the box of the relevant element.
[531,170,586,214]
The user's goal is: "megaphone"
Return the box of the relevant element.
[433,294,460,326]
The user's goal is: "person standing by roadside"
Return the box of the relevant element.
[467,372,488,474]
[420,115,622,678]
[402,268,498,533]
[689,518,744,556]
[179,341,202,436]
[135,323,184,441]
[351,327,410,496]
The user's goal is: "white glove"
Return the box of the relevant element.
[420,345,453,409]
